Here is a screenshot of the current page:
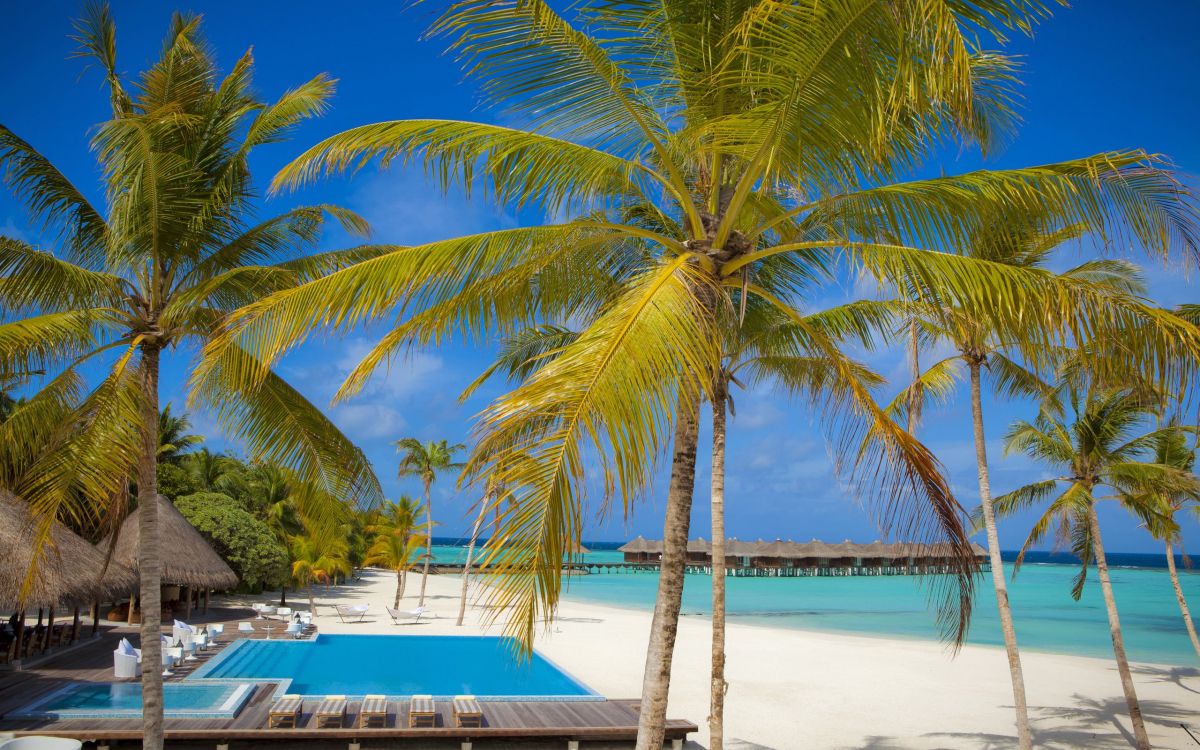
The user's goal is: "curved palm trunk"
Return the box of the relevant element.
[636,394,701,750]
[1164,540,1200,660]
[457,492,490,626]
[307,584,316,619]
[709,381,729,750]
[418,483,433,607]
[1086,505,1151,750]
[394,571,403,608]
[136,345,164,750]
[279,586,287,607]
[969,361,1032,750]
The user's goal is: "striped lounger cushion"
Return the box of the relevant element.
[359,695,388,727]
[454,696,483,727]
[408,695,436,727]
[268,695,303,728]
[314,696,347,728]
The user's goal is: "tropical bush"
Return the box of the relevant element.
[175,492,290,592]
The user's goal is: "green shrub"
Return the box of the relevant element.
[175,492,289,592]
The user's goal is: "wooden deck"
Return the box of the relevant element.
[0,608,697,747]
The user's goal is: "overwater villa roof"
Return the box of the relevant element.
[109,495,237,590]
[617,535,654,554]
[0,490,137,610]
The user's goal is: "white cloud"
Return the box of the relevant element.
[329,402,408,441]
[347,168,516,246]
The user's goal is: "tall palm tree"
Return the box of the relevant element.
[1133,424,1200,660]
[365,497,424,605]
[395,438,465,606]
[458,479,498,626]
[206,3,1200,744]
[289,519,352,618]
[186,449,240,494]
[0,9,381,747]
[890,217,1148,750]
[995,385,1200,750]
[157,404,202,464]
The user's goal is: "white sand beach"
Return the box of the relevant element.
[226,569,1200,750]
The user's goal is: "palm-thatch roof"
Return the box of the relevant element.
[0,490,137,610]
[109,495,237,590]
[618,535,654,554]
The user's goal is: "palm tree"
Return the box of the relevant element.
[365,497,424,606]
[206,4,1200,744]
[395,438,465,606]
[995,385,1200,750]
[1133,424,1200,660]
[890,217,1148,750]
[157,404,202,464]
[186,449,240,494]
[289,520,352,618]
[0,9,380,747]
[457,479,499,627]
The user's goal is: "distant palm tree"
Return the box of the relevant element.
[186,449,240,494]
[157,405,203,465]
[1132,424,1200,660]
[457,479,499,627]
[289,520,351,618]
[891,216,1147,750]
[996,385,1200,750]
[365,497,425,606]
[395,438,465,606]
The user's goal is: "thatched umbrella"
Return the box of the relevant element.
[0,490,137,655]
[109,495,237,617]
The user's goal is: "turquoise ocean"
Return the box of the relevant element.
[426,541,1200,665]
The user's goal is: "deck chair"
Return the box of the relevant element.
[315,695,348,728]
[268,694,303,728]
[358,694,388,728]
[408,694,436,727]
[335,604,370,623]
[113,638,141,679]
[385,605,430,624]
[285,622,304,639]
[453,695,483,728]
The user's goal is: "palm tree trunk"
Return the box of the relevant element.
[418,483,433,607]
[307,584,316,619]
[969,361,1032,750]
[394,571,402,609]
[399,567,407,601]
[1086,505,1151,750]
[279,586,287,607]
[636,394,701,750]
[709,379,729,750]
[457,490,490,626]
[1164,540,1200,660]
[136,344,164,750]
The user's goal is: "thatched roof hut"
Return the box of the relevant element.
[110,495,237,591]
[0,490,137,610]
[618,535,654,554]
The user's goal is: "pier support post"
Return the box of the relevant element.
[567,741,580,750]
[671,739,683,749]
[461,742,473,750]
[216,743,229,750]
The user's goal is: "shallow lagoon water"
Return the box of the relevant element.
[431,543,1200,665]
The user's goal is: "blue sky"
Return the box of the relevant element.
[2,2,1198,552]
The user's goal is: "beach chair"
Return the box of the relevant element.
[358,694,388,728]
[237,622,255,637]
[408,695,436,727]
[267,694,303,728]
[453,695,483,728]
[162,645,182,676]
[208,623,224,644]
[335,604,370,623]
[386,605,430,624]
[274,607,292,621]
[314,695,348,728]
[113,639,141,679]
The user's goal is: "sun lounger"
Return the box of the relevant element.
[358,694,388,728]
[408,694,436,727]
[268,694,303,728]
[386,605,430,624]
[453,695,483,728]
[315,695,348,728]
[335,604,370,623]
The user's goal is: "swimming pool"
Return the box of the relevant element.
[190,634,598,700]
[9,681,254,720]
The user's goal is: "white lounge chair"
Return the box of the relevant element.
[208,623,224,644]
[237,622,255,637]
[162,646,182,676]
[113,638,141,679]
[334,604,369,623]
[386,606,431,624]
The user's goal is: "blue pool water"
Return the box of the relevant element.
[192,634,597,699]
[10,681,253,719]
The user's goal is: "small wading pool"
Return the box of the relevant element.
[190,634,599,700]
[9,681,254,720]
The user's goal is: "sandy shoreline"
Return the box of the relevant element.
[223,568,1200,750]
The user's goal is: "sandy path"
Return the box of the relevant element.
[224,568,1200,750]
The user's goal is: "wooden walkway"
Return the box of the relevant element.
[0,608,697,747]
